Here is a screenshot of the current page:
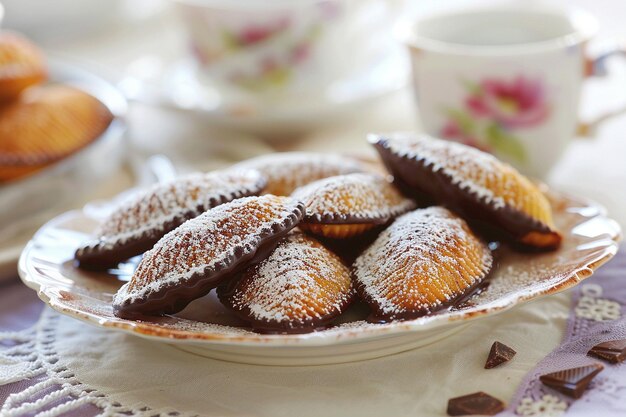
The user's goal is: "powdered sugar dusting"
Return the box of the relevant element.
[292,173,416,222]
[375,133,526,210]
[113,195,303,306]
[353,207,493,319]
[90,169,265,250]
[232,152,365,196]
[221,232,353,328]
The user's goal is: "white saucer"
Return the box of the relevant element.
[119,49,408,138]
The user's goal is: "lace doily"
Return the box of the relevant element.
[0,310,194,417]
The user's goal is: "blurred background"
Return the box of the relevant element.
[1,0,625,277]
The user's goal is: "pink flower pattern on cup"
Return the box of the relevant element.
[185,2,344,92]
[441,75,551,163]
[223,17,291,49]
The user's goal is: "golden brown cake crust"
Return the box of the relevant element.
[298,223,378,239]
[0,31,47,102]
[0,85,114,181]
[353,207,493,320]
[218,232,354,333]
[232,152,366,196]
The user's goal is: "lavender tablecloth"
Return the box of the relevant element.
[502,247,626,416]
[0,279,105,416]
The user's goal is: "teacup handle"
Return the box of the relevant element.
[578,45,626,136]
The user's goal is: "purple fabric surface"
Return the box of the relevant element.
[0,277,43,332]
[501,247,626,416]
[1,278,43,410]
[0,278,101,415]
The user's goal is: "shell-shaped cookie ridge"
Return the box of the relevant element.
[218,232,354,333]
[353,206,493,320]
[292,172,416,224]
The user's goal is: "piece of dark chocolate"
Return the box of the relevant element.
[485,341,516,369]
[539,364,604,399]
[588,339,626,364]
[447,392,505,416]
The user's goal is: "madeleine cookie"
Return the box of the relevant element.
[353,207,493,320]
[0,31,47,102]
[231,152,366,196]
[113,195,305,318]
[292,173,416,238]
[0,85,113,182]
[76,169,266,268]
[370,133,561,250]
[218,232,354,333]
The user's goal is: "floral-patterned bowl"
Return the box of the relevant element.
[18,189,620,365]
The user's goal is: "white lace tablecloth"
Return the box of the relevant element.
[0,285,570,417]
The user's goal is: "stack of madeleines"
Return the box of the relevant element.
[76,134,562,334]
[0,31,114,182]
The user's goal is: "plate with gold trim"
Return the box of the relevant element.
[18,189,621,365]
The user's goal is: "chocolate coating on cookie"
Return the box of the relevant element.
[76,169,266,268]
[292,173,416,224]
[113,195,305,318]
[370,133,561,250]
[292,173,416,239]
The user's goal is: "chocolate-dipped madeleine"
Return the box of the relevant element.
[370,132,561,250]
[76,169,266,268]
[113,195,304,317]
[292,173,416,239]
[218,231,354,333]
[353,207,493,320]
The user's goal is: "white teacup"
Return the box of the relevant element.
[400,5,626,178]
[174,0,398,100]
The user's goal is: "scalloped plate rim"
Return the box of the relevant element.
[18,191,622,348]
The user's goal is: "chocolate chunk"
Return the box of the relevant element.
[539,364,604,398]
[588,339,626,364]
[485,341,516,369]
[447,392,505,416]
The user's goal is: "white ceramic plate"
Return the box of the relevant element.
[18,190,621,365]
[0,57,127,281]
[119,49,407,138]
